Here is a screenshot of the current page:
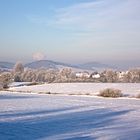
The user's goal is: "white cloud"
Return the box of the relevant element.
[47,0,140,33]
[27,0,140,34]
[32,52,46,61]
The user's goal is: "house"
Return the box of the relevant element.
[91,72,100,79]
[92,73,100,79]
[76,72,90,78]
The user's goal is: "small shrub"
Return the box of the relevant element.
[99,88,123,98]
[136,94,140,99]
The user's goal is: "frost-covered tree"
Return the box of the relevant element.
[102,70,118,83]
[13,62,24,73]
[13,62,24,82]
[123,69,140,83]
[20,68,35,82]
[0,72,12,89]
[130,69,140,82]
[58,68,72,81]
[45,69,58,83]
[122,71,132,82]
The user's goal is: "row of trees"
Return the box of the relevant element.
[100,69,140,83]
[10,63,140,83]
[13,63,140,83]
[13,62,75,83]
[0,62,140,89]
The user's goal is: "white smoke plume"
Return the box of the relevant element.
[32,52,46,61]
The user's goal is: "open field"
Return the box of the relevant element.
[9,83,140,97]
[0,90,140,139]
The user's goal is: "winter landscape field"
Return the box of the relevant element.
[0,83,140,140]
[9,83,140,97]
[1,0,140,139]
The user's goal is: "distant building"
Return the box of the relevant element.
[91,72,100,79]
[76,72,90,78]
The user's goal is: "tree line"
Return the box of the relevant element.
[0,62,140,89]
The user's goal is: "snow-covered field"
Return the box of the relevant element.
[0,91,140,140]
[9,83,140,97]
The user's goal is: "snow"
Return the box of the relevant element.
[10,83,140,97]
[9,82,32,87]
[0,92,140,140]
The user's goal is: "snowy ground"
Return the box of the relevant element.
[0,91,140,140]
[9,83,140,97]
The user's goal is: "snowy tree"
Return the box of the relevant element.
[0,72,12,89]
[13,62,24,73]
[102,70,118,83]
[124,69,140,83]
[13,62,24,82]
[45,69,58,83]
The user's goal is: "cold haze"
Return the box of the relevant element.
[0,0,140,68]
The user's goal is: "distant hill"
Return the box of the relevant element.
[0,60,115,72]
[0,62,14,69]
[78,62,116,71]
[25,60,78,70]
[25,60,114,71]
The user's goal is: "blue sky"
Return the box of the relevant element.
[0,0,140,67]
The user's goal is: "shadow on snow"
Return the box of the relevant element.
[0,105,136,140]
[0,94,37,100]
